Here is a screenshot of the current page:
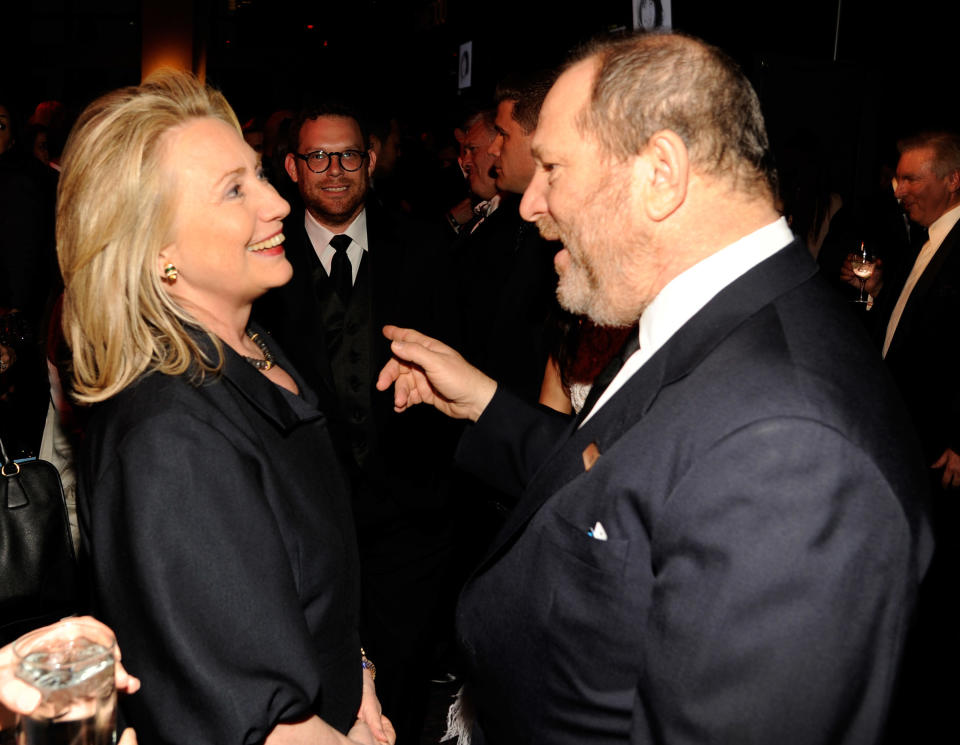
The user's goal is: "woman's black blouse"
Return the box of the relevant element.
[78,330,361,745]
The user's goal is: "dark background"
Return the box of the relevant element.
[1,0,955,209]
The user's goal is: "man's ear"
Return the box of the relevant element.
[453,128,466,145]
[284,152,299,184]
[946,168,960,196]
[367,147,378,177]
[634,129,688,222]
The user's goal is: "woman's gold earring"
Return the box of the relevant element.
[163,263,178,282]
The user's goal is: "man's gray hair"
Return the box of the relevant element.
[573,32,777,200]
[898,131,960,178]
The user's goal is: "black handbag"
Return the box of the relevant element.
[0,434,79,645]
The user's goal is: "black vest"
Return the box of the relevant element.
[314,252,375,469]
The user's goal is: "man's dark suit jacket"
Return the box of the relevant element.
[453,239,933,744]
[877,216,960,462]
[253,202,461,741]
[453,194,558,403]
[871,215,960,741]
[255,202,459,525]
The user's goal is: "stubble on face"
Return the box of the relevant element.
[535,213,562,241]
[300,172,369,228]
[294,116,372,229]
[546,174,650,327]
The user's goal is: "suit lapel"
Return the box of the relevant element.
[287,219,337,396]
[886,220,960,360]
[470,239,817,575]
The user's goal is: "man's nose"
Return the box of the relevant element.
[327,155,344,175]
[519,170,547,223]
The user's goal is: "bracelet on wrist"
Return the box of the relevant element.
[360,647,376,681]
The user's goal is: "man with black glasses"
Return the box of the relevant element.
[255,102,459,745]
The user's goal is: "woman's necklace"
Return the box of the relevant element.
[242,329,275,371]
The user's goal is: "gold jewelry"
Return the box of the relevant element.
[360,647,376,680]
[163,263,179,281]
[243,330,275,371]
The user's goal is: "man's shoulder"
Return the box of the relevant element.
[934,214,960,265]
[639,248,891,427]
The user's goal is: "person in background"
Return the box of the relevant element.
[538,310,634,414]
[839,130,960,741]
[257,99,458,745]
[455,71,559,406]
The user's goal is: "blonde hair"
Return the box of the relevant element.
[57,69,240,403]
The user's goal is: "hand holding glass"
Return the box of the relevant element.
[850,242,876,304]
[12,620,117,745]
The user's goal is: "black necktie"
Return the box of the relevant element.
[329,234,353,304]
[576,325,640,425]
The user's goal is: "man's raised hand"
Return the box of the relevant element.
[376,326,497,422]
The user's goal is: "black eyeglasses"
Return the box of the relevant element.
[294,149,369,174]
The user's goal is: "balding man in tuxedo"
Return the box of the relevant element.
[377,32,932,744]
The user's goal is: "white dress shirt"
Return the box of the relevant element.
[304,209,369,285]
[883,202,960,358]
[582,217,795,425]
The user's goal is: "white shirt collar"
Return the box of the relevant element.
[928,202,960,251]
[303,208,368,254]
[303,209,369,282]
[637,217,794,356]
[582,217,794,425]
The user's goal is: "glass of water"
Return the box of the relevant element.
[12,619,117,745]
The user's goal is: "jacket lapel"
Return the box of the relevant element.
[886,220,960,360]
[288,217,338,397]
[470,239,817,575]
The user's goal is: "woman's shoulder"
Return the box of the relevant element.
[87,370,230,442]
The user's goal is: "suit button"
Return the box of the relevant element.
[349,350,361,363]
[352,408,365,423]
[349,375,361,392]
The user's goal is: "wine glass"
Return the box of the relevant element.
[849,242,876,304]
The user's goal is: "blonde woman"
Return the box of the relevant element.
[58,71,392,745]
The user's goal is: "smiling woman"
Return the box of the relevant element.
[157,116,293,346]
[56,71,391,745]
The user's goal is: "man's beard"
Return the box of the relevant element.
[303,180,368,228]
[558,243,603,319]
[538,212,641,327]
[535,214,562,242]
